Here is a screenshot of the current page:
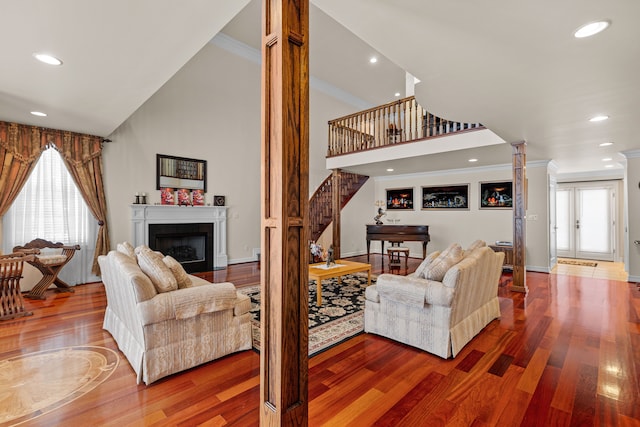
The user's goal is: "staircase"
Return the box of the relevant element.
[309,170,369,242]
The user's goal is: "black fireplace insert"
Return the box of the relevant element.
[148,222,213,273]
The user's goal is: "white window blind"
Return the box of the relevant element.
[3,148,98,285]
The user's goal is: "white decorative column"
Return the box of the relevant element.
[130,205,228,268]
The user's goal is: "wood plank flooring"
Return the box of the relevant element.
[1,255,638,426]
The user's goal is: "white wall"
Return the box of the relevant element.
[104,40,360,263]
[340,160,551,271]
[105,43,262,263]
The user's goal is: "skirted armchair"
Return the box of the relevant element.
[98,245,252,384]
[364,242,504,359]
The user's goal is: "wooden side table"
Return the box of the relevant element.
[489,244,513,270]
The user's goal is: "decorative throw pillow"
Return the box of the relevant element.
[136,247,178,293]
[465,239,486,254]
[163,255,193,289]
[423,243,463,282]
[116,242,136,259]
[134,244,151,255]
[414,250,441,279]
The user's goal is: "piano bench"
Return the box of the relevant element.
[387,247,409,269]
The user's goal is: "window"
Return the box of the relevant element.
[3,148,98,285]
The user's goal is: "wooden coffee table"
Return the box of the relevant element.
[308,260,371,306]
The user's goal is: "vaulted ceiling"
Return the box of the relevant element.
[2,0,638,177]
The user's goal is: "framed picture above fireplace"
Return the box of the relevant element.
[156,154,207,192]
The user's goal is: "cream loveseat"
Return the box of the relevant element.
[364,241,504,359]
[98,243,252,384]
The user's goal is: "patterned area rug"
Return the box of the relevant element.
[0,346,119,425]
[239,273,375,356]
[558,259,598,267]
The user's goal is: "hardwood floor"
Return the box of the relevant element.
[1,255,638,426]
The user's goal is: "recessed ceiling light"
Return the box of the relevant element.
[369,56,378,64]
[604,164,614,168]
[30,111,47,117]
[589,115,609,122]
[599,142,613,147]
[468,158,478,162]
[386,168,394,172]
[33,53,63,66]
[602,157,612,161]
[574,20,610,38]
[394,92,401,97]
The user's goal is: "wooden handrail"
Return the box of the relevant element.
[327,96,484,157]
[309,170,368,243]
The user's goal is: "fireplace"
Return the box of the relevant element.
[148,223,213,273]
[130,205,228,271]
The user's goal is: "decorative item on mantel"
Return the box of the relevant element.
[177,188,191,206]
[213,195,226,206]
[133,192,148,204]
[161,188,175,205]
[192,189,204,206]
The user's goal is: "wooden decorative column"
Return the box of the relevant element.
[260,0,309,425]
[511,141,528,293]
[331,169,341,260]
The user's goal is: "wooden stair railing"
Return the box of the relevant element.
[309,170,369,243]
[328,95,484,157]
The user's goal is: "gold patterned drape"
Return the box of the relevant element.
[0,122,46,217]
[0,121,111,276]
[49,132,111,275]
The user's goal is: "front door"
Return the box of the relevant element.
[556,182,615,261]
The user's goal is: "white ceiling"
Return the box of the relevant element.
[1,0,638,177]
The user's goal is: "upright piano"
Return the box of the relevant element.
[366,224,430,261]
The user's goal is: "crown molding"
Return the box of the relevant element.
[210,33,260,64]
[621,149,640,159]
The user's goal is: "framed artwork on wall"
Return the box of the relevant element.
[479,181,513,209]
[386,188,414,210]
[157,154,207,191]
[421,184,469,210]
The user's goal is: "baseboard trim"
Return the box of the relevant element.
[526,265,550,273]
[228,257,257,265]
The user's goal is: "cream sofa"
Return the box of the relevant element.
[98,246,252,384]
[364,241,504,359]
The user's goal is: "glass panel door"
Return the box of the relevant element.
[555,182,615,261]
[576,187,613,260]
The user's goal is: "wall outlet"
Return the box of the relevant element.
[528,214,538,221]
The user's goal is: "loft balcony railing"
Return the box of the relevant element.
[327,96,484,157]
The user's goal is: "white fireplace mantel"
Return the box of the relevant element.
[130,205,228,268]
